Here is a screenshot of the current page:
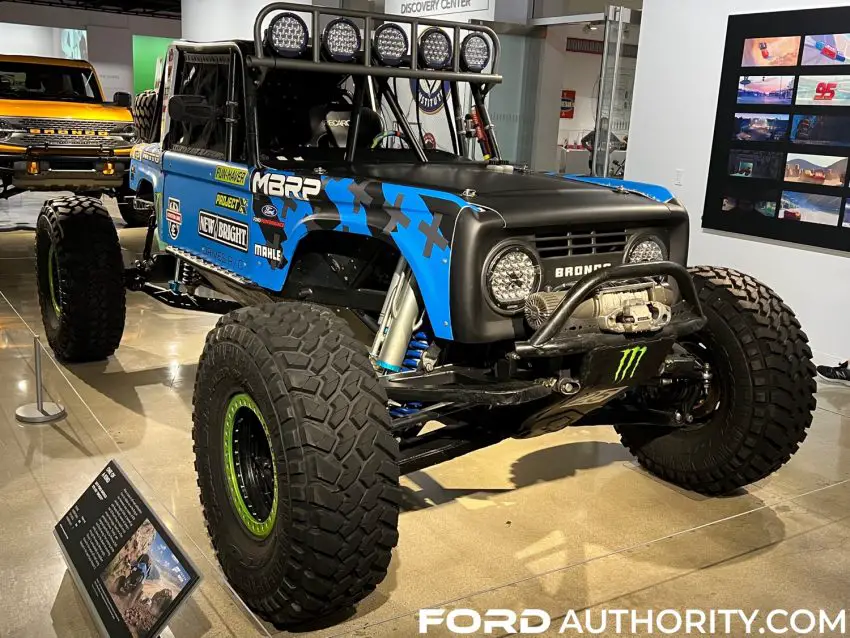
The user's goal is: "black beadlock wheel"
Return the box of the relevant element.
[35,196,126,362]
[192,302,401,626]
[616,266,816,495]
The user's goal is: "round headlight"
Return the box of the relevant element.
[486,244,541,311]
[419,28,452,70]
[460,33,490,72]
[373,23,408,67]
[626,237,666,264]
[267,12,308,58]
[322,17,361,63]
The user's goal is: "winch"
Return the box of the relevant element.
[525,281,675,334]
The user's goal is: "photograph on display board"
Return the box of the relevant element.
[784,153,847,186]
[796,75,850,105]
[100,519,193,638]
[802,34,850,65]
[733,113,790,141]
[779,191,842,225]
[790,114,850,147]
[728,150,784,179]
[741,36,801,66]
[737,75,795,105]
[722,195,778,217]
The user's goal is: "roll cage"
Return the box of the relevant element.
[156,2,503,170]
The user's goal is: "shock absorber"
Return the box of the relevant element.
[170,259,200,293]
[403,331,430,372]
[372,259,420,373]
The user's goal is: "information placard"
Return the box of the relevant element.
[54,461,200,638]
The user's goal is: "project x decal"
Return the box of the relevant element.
[215,192,248,215]
[166,197,182,240]
[198,211,248,252]
[214,165,249,186]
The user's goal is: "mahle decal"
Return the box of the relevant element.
[214,165,249,186]
[614,346,647,382]
[215,192,248,215]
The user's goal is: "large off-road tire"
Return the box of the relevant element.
[616,266,816,495]
[35,196,126,362]
[193,302,401,626]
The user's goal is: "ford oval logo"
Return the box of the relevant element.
[261,204,277,218]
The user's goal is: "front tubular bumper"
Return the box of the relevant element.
[514,261,707,357]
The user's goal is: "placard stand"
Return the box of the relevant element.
[15,335,66,424]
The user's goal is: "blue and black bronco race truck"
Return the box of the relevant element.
[34,3,816,627]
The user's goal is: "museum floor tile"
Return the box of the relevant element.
[2,219,850,637]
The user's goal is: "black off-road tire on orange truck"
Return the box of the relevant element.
[192,302,401,626]
[35,196,126,362]
[616,266,816,495]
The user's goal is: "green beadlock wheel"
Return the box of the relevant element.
[47,244,61,318]
[223,392,278,539]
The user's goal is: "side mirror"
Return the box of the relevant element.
[113,91,132,108]
[168,94,216,126]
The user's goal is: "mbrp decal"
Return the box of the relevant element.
[252,172,322,199]
[166,197,182,240]
[214,165,249,186]
[198,210,248,251]
[215,192,248,215]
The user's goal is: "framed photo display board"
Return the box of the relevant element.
[703,7,850,251]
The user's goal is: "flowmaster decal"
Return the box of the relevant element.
[214,165,249,186]
[166,197,182,240]
[215,192,248,214]
[252,172,322,199]
[198,211,248,251]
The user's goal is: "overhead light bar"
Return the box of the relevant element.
[418,27,452,70]
[266,12,308,58]
[460,33,490,72]
[373,23,408,67]
[322,17,361,63]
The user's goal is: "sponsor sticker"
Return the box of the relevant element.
[215,192,248,215]
[260,204,278,218]
[254,243,283,263]
[214,165,249,186]
[614,346,647,383]
[253,216,285,229]
[252,172,322,199]
[166,197,182,240]
[198,210,249,251]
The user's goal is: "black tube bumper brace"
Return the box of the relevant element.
[514,261,707,358]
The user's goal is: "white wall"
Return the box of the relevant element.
[0,3,179,97]
[627,0,850,359]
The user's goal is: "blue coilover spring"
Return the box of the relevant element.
[389,331,430,418]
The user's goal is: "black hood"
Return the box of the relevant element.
[346,163,681,228]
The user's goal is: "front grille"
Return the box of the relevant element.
[533,229,628,258]
[13,134,128,149]
[17,117,118,133]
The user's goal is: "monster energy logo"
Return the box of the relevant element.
[614,346,647,382]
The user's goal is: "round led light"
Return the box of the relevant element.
[373,23,408,66]
[419,27,452,70]
[626,237,666,264]
[486,245,540,311]
[267,12,308,58]
[322,17,361,63]
[460,33,490,72]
